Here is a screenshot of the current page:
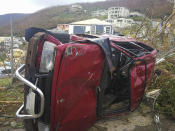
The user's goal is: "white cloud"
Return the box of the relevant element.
[0,0,44,15]
[0,0,105,15]
[30,0,105,6]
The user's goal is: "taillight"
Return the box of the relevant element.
[39,41,57,73]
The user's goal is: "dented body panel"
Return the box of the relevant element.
[130,49,157,110]
[51,43,105,130]
[16,28,157,131]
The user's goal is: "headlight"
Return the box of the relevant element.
[39,41,56,73]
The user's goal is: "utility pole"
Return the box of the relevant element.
[10,16,14,80]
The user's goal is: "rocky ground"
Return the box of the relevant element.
[0,83,24,131]
[0,82,175,131]
[88,103,175,131]
[1,102,175,131]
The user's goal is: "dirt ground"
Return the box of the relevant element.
[89,109,175,131]
[1,104,175,131]
[0,84,175,131]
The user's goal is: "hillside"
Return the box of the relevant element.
[0,13,29,27]
[0,0,173,36]
[82,0,173,17]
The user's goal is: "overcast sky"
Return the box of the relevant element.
[0,0,105,15]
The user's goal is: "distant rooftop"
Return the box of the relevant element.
[70,18,112,25]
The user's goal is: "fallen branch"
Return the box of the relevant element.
[0,87,6,90]
[158,11,175,37]
[0,114,15,118]
[0,101,23,104]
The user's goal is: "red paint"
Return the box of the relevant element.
[130,49,157,110]
[51,43,105,131]
[32,34,157,131]
[50,44,68,131]
[36,40,44,68]
[70,35,84,41]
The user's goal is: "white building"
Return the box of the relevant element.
[106,19,114,24]
[91,10,108,17]
[69,18,112,35]
[167,0,175,3]
[115,18,134,28]
[130,12,145,17]
[70,4,82,12]
[106,18,134,28]
[108,7,130,19]
[0,37,10,43]
[0,37,23,49]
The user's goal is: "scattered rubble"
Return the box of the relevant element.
[11,121,17,127]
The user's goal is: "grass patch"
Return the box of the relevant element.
[0,83,24,129]
[0,85,24,102]
[0,77,11,87]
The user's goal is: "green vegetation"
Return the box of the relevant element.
[156,78,175,118]
[0,83,24,101]
[0,78,11,87]
[0,83,24,129]
[148,55,175,119]
[0,0,173,35]
[97,15,108,20]
[155,56,175,119]
[131,16,146,21]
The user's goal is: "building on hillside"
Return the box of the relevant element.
[48,28,65,33]
[91,10,108,17]
[106,18,134,28]
[115,18,134,28]
[0,37,10,43]
[69,18,112,35]
[152,21,160,29]
[108,7,130,19]
[105,19,114,24]
[167,0,174,3]
[130,12,145,17]
[72,4,82,9]
[0,37,23,49]
[57,24,69,32]
[70,4,82,12]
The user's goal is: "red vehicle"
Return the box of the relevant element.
[16,27,157,131]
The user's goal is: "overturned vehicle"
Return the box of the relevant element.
[16,28,157,131]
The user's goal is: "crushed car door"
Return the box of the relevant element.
[130,51,156,111]
[130,60,146,111]
[53,43,105,131]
